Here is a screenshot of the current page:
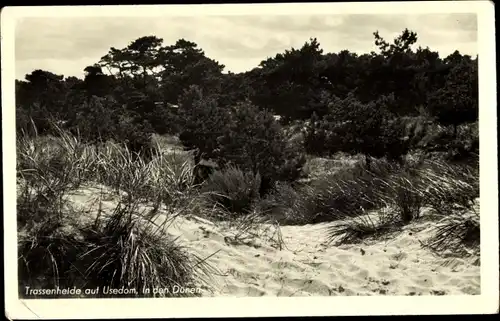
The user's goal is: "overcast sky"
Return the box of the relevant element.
[15,13,477,80]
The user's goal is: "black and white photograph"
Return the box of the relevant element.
[2,1,498,318]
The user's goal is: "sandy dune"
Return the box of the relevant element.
[68,186,480,297]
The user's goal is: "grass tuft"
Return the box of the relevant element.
[326,209,402,245]
[17,128,213,298]
[423,208,480,257]
[202,166,261,217]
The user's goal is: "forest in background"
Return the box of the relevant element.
[16,28,478,174]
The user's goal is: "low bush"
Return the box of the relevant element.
[254,181,309,225]
[201,166,261,217]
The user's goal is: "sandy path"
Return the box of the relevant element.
[68,186,480,297]
[167,216,480,297]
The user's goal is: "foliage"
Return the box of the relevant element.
[426,55,478,131]
[201,166,261,216]
[304,93,410,163]
[177,85,232,163]
[16,30,477,165]
[217,101,306,188]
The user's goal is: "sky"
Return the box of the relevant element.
[15,13,477,80]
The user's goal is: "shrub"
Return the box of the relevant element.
[177,85,232,162]
[217,100,307,194]
[426,59,478,133]
[177,90,307,193]
[304,94,409,164]
[66,95,120,144]
[419,122,479,163]
[193,159,220,186]
[254,181,309,225]
[202,166,261,217]
[303,112,328,156]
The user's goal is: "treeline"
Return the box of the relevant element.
[16,28,479,192]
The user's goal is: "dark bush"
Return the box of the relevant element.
[202,166,261,216]
[217,101,307,195]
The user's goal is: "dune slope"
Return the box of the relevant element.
[68,186,480,297]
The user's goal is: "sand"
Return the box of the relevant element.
[67,185,480,297]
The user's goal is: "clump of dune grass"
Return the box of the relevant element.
[95,141,151,203]
[385,171,424,224]
[254,181,310,225]
[423,209,480,257]
[325,209,402,245]
[17,146,93,298]
[253,157,406,226]
[76,200,213,298]
[17,125,97,199]
[418,159,479,216]
[298,158,400,224]
[95,140,197,215]
[201,166,261,217]
[17,200,94,298]
[407,158,480,257]
[16,124,96,184]
[18,198,214,298]
[17,125,97,227]
[145,147,196,215]
[17,128,215,298]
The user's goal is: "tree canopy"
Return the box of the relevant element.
[16,28,479,168]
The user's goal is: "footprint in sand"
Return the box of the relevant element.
[354,269,369,279]
[445,278,462,287]
[390,252,408,261]
[430,290,447,296]
[412,276,434,287]
[225,284,266,297]
[376,270,391,279]
[345,262,361,273]
[271,260,302,271]
[404,286,426,295]
[331,261,345,270]
[336,253,352,261]
[460,285,480,295]
[436,273,451,283]
[462,274,480,283]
